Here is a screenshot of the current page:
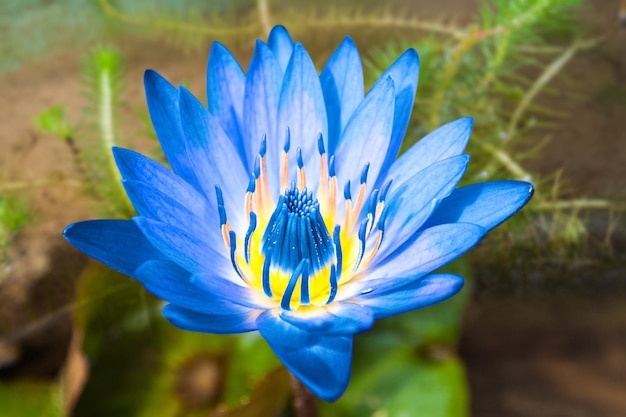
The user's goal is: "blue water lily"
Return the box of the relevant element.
[64,26,532,401]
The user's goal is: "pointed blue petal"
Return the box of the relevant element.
[424,180,534,230]
[374,49,420,180]
[123,180,218,244]
[63,220,163,277]
[179,86,249,231]
[243,40,283,171]
[136,260,256,314]
[272,43,329,194]
[257,310,352,402]
[163,304,259,334]
[133,217,233,279]
[144,70,201,191]
[387,117,473,192]
[339,223,485,299]
[320,36,364,155]
[268,25,294,73]
[334,76,395,194]
[191,273,273,309]
[279,302,374,335]
[356,274,464,319]
[113,147,211,218]
[379,154,469,258]
[207,42,246,159]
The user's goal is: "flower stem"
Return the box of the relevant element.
[290,373,318,417]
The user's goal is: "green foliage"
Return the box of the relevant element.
[364,0,617,256]
[0,194,31,272]
[72,263,287,417]
[323,345,468,417]
[79,46,133,217]
[0,381,63,417]
[33,106,79,141]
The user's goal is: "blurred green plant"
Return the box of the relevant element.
[30,47,133,218]
[0,194,30,275]
[364,0,626,265]
[33,106,79,142]
[80,46,133,217]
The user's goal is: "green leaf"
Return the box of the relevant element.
[322,350,469,417]
[0,381,63,417]
[71,263,285,416]
[33,105,78,141]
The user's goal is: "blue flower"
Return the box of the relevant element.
[64,26,532,401]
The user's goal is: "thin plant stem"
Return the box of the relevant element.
[257,0,272,36]
[533,199,626,212]
[505,36,603,141]
[98,0,259,37]
[290,373,318,417]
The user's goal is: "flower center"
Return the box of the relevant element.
[261,184,334,274]
[214,134,390,310]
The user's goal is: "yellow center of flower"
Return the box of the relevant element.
[216,135,388,311]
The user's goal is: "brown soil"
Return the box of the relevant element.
[0,0,624,416]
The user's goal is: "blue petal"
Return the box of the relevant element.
[63,220,163,277]
[144,70,201,192]
[243,40,283,171]
[386,117,473,193]
[334,76,394,194]
[424,180,534,230]
[279,302,374,335]
[113,147,211,218]
[356,274,464,319]
[373,49,420,181]
[122,179,217,241]
[256,310,352,402]
[162,304,259,334]
[191,273,273,309]
[133,217,233,279]
[379,154,469,258]
[268,25,294,73]
[136,260,256,314]
[206,42,246,159]
[320,36,364,155]
[273,43,329,193]
[340,223,485,298]
[179,86,249,231]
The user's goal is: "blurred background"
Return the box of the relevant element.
[0,0,625,416]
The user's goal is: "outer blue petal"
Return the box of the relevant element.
[356,274,464,319]
[386,117,473,193]
[374,49,420,181]
[334,76,394,195]
[279,302,374,335]
[163,304,259,334]
[320,37,364,155]
[113,147,211,218]
[122,180,218,243]
[63,220,163,277]
[133,217,233,280]
[268,25,294,73]
[191,273,273,308]
[423,180,534,230]
[379,155,469,257]
[257,310,352,402]
[144,70,201,192]
[340,223,485,299]
[243,40,283,172]
[135,260,254,314]
[179,86,249,231]
[206,42,246,160]
[273,43,328,193]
